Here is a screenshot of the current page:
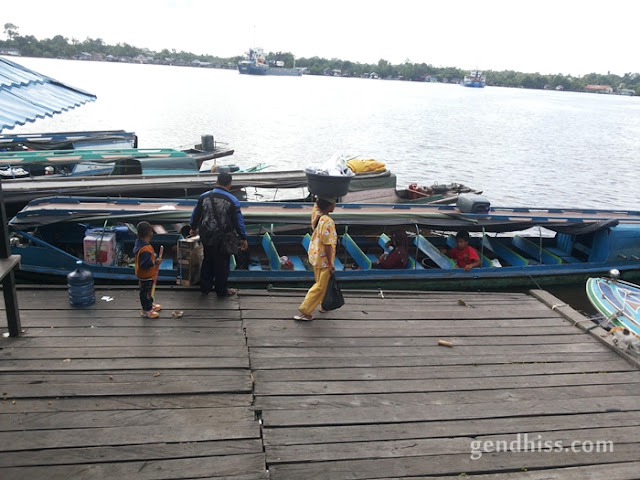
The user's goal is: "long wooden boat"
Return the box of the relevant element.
[0,166,477,218]
[586,275,640,336]
[0,130,234,178]
[9,196,640,291]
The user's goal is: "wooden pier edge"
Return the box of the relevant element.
[530,288,640,369]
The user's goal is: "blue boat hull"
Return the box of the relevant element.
[462,81,486,88]
[238,63,268,75]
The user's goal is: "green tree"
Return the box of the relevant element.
[4,23,18,41]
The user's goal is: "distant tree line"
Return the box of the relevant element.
[2,23,638,94]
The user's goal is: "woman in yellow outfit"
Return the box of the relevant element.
[294,198,337,321]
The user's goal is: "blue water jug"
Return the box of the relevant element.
[67,260,95,307]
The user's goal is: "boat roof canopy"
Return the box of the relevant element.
[8,196,631,234]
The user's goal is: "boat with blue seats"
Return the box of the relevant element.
[9,196,640,290]
[586,273,640,337]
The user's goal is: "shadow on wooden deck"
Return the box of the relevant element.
[1,286,639,479]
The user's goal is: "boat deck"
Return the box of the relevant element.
[1,287,639,479]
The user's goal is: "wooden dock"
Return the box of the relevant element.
[1,286,639,479]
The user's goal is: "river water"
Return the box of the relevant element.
[8,57,640,212]
[6,57,640,311]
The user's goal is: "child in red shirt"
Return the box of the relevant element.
[446,230,481,272]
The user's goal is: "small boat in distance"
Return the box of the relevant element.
[462,70,486,88]
[238,47,303,76]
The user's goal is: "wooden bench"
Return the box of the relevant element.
[512,235,562,265]
[378,233,422,269]
[413,235,456,269]
[301,233,344,271]
[545,233,581,263]
[248,257,263,271]
[261,232,306,271]
[482,236,529,266]
[341,233,372,270]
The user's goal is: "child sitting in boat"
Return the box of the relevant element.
[134,221,163,319]
[373,230,409,269]
[443,230,481,272]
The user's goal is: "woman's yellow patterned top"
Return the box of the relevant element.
[308,214,337,268]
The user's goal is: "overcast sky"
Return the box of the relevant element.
[4,0,639,76]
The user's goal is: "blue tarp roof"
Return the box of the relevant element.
[0,57,97,131]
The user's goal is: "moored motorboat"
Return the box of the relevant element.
[237,47,303,76]
[9,196,640,291]
[0,130,234,177]
[586,273,640,337]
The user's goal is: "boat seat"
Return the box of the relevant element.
[341,233,372,270]
[413,235,455,269]
[445,235,493,267]
[573,242,592,256]
[482,236,529,266]
[545,232,581,262]
[261,232,306,271]
[511,235,562,264]
[248,256,263,271]
[378,233,422,269]
[301,233,344,270]
[160,258,173,270]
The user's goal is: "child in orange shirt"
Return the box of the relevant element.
[134,221,163,318]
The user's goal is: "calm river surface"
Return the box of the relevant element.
[8,57,640,211]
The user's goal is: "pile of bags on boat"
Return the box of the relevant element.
[305,153,386,177]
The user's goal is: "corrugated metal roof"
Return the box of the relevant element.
[0,57,97,131]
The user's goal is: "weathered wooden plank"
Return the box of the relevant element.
[1,370,249,385]
[0,422,260,454]
[0,357,249,371]
[0,423,260,452]
[12,291,241,312]
[0,439,264,467]
[265,425,640,463]
[244,325,586,339]
[3,393,253,413]
[243,316,573,329]
[255,372,640,397]
[3,376,252,398]
[242,289,531,300]
[262,410,640,446]
[0,452,267,480]
[247,334,592,347]
[0,345,247,359]
[255,382,640,411]
[373,461,640,480]
[249,343,607,359]
[3,334,245,347]
[242,308,559,320]
[249,352,617,370]
[261,395,640,427]
[6,328,244,340]
[253,361,632,382]
[267,446,639,480]
[15,312,242,323]
[0,406,254,431]
[240,295,545,307]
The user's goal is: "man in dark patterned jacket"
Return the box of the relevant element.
[190,173,248,296]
